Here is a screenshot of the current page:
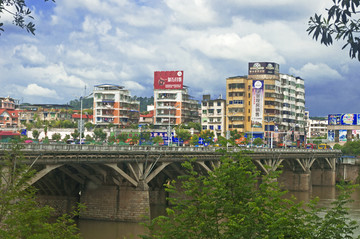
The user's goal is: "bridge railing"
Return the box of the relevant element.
[0,143,341,154]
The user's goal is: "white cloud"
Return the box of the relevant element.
[13,44,46,65]
[289,63,343,82]
[164,0,218,25]
[183,33,285,63]
[82,16,112,35]
[123,81,146,92]
[23,84,59,98]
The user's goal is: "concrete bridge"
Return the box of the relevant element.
[0,143,342,222]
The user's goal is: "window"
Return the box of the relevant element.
[233,100,243,104]
[217,109,221,114]
[218,125,221,130]
[209,125,214,130]
[229,101,233,104]
[202,110,207,114]
[202,102,207,106]
[202,125,207,130]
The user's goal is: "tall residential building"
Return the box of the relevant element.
[226,62,306,146]
[153,71,199,129]
[201,94,226,137]
[93,84,140,127]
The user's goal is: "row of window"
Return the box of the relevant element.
[202,109,222,114]
[202,101,223,106]
[202,125,222,130]
[229,100,244,105]
[228,92,245,97]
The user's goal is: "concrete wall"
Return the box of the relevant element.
[80,185,150,222]
[36,195,78,217]
[311,169,336,186]
[337,164,360,183]
[278,170,311,191]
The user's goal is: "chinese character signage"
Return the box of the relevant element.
[328,113,360,125]
[154,71,184,89]
[251,80,264,128]
[248,62,279,75]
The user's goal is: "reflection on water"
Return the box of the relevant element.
[78,219,146,239]
[79,186,360,239]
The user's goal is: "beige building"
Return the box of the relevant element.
[226,62,306,146]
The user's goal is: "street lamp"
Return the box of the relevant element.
[168,107,172,146]
[79,93,93,145]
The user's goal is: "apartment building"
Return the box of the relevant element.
[18,104,73,126]
[201,94,226,137]
[0,96,19,128]
[153,71,199,129]
[93,84,140,127]
[226,62,306,146]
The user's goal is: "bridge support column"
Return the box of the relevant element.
[311,157,336,186]
[311,169,336,186]
[278,170,311,191]
[80,181,150,222]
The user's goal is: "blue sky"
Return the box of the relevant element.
[0,0,359,116]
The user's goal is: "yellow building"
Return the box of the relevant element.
[226,62,306,147]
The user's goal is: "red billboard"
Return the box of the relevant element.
[154,71,183,90]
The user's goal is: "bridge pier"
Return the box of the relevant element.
[79,182,151,222]
[311,169,336,186]
[278,170,311,191]
[311,157,336,187]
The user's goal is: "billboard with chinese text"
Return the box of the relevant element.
[328,113,360,125]
[251,80,264,128]
[248,62,279,75]
[154,71,184,90]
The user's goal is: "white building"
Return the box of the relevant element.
[93,84,140,127]
[201,94,226,137]
[153,71,199,129]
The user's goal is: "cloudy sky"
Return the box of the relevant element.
[0,0,359,116]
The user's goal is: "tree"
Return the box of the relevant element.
[130,134,140,145]
[175,128,191,145]
[252,137,264,146]
[63,134,71,143]
[32,129,40,140]
[190,134,199,146]
[85,134,93,142]
[71,129,80,140]
[51,133,62,142]
[199,130,215,144]
[93,128,107,141]
[84,122,94,131]
[153,136,164,145]
[116,133,128,143]
[0,143,83,238]
[307,0,360,61]
[141,151,359,239]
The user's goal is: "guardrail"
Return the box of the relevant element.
[0,143,342,154]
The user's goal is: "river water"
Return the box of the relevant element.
[78,186,360,239]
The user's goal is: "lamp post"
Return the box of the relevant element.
[80,96,83,144]
[168,107,171,146]
[79,93,92,145]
